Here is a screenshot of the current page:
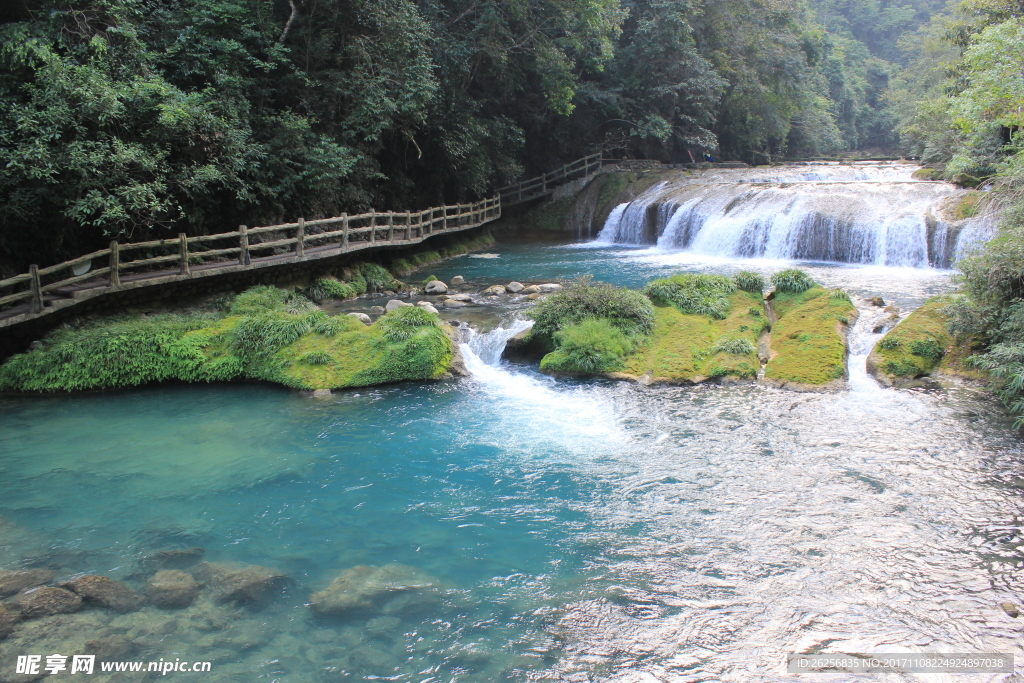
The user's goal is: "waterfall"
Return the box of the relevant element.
[595,163,994,268]
[462,319,534,367]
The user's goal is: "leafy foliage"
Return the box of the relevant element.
[712,337,757,355]
[733,271,766,293]
[642,273,736,319]
[529,277,655,345]
[771,269,816,293]
[540,318,637,373]
[376,306,441,342]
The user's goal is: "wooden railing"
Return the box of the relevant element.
[0,196,500,321]
[0,151,607,326]
[498,153,604,206]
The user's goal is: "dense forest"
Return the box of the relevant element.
[0,0,946,272]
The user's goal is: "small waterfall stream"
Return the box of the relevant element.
[595,163,994,268]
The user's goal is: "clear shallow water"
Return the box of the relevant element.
[2,244,1024,682]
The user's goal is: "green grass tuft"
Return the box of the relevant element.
[529,277,655,348]
[643,273,736,319]
[540,318,637,374]
[771,269,816,293]
[733,271,766,293]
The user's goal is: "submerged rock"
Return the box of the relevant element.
[507,281,524,293]
[347,312,372,324]
[193,562,288,604]
[1001,602,1019,618]
[481,285,507,296]
[385,299,413,312]
[443,301,467,308]
[0,604,19,639]
[140,547,205,571]
[0,570,55,598]
[425,280,448,294]
[147,570,200,609]
[450,275,465,286]
[8,586,82,618]
[444,293,472,302]
[308,563,441,615]
[64,575,144,613]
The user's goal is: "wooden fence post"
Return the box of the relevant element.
[29,264,42,314]
[179,233,190,276]
[109,241,120,288]
[370,211,376,244]
[443,207,448,231]
[296,218,305,258]
[341,213,349,250]
[238,225,250,266]
[387,213,394,242]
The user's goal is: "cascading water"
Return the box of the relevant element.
[596,162,994,268]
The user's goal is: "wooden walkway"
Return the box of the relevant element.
[0,153,609,330]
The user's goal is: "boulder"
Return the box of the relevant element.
[417,303,439,315]
[0,603,19,639]
[147,570,200,609]
[369,305,386,314]
[308,563,441,615]
[140,547,205,571]
[347,312,372,324]
[1002,602,1020,618]
[0,569,55,598]
[192,562,288,604]
[85,635,134,662]
[445,293,472,302]
[443,301,467,308]
[8,586,82,618]
[425,280,448,294]
[384,299,413,312]
[64,575,144,613]
[481,285,507,296]
[869,296,885,307]
[538,283,563,293]
[506,282,524,293]
[525,293,542,300]
[450,276,465,286]
[520,285,541,295]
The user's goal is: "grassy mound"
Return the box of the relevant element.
[539,318,639,374]
[643,273,737,319]
[764,284,857,386]
[867,295,967,383]
[0,286,454,393]
[620,289,767,383]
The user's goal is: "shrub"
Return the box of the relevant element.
[909,338,945,361]
[883,359,920,376]
[529,277,655,345]
[771,269,815,293]
[733,271,766,293]
[360,263,398,291]
[829,288,852,302]
[642,273,736,319]
[306,278,355,302]
[375,305,440,342]
[748,306,763,317]
[878,336,900,349]
[712,337,756,355]
[302,351,333,365]
[540,318,636,374]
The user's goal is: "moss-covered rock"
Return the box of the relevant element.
[763,287,857,389]
[619,290,767,384]
[0,286,458,393]
[866,295,983,386]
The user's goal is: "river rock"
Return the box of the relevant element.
[520,285,541,295]
[425,280,448,294]
[507,281,524,293]
[369,305,386,314]
[147,570,200,609]
[140,547,205,571]
[0,604,19,639]
[8,586,82,618]
[869,296,886,307]
[445,293,472,302]
[347,312,372,324]
[443,301,467,308]
[193,562,288,604]
[308,563,441,615]
[482,285,507,296]
[1001,601,1020,618]
[385,299,413,312]
[64,575,144,613]
[525,293,542,300]
[0,569,55,598]
[416,303,439,315]
[450,276,465,285]
[538,283,563,293]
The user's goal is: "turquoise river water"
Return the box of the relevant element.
[2,243,1024,683]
